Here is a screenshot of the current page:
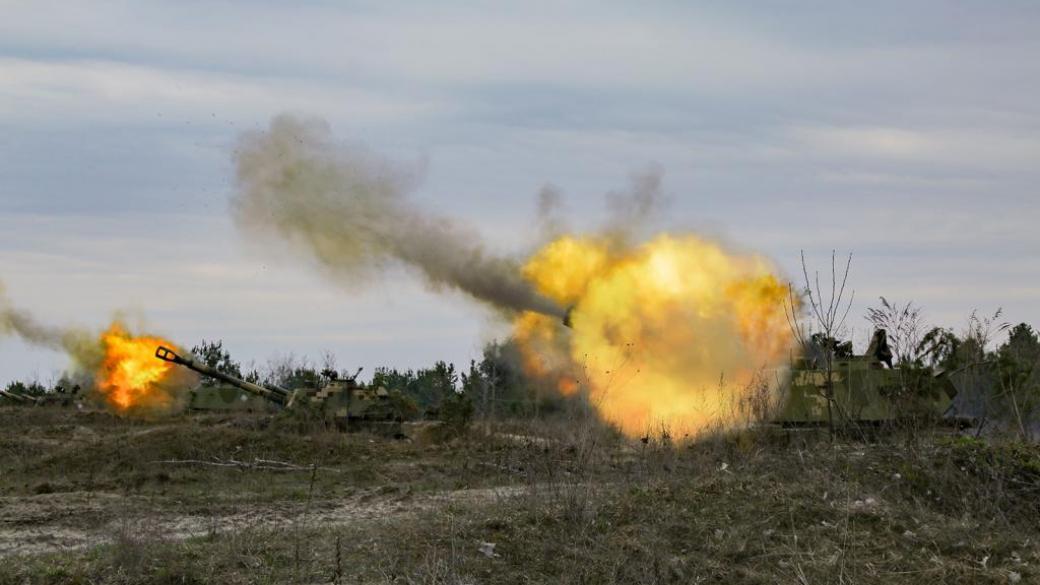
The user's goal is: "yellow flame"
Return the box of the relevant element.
[517,233,794,438]
[96,324,180,412]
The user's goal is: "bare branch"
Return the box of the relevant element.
[150,458,341,473]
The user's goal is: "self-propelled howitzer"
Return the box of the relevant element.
[155,346,292,406]
[155,345,413,434]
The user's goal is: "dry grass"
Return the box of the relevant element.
[0,406,1038,584]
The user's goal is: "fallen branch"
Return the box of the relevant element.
[150,457,340,473]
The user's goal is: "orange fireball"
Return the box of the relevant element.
[96,324,182,412]
[517,233,795,439]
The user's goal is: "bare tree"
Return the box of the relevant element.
[320,350,339,385]
[785,251,855,435]
[963,309,1006,362]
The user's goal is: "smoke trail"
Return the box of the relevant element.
[232,114,565,318]
[0,281,101,369]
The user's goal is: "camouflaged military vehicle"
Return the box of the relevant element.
[774,329,955,426]
[0,384,86,408]
[155,346,413,432]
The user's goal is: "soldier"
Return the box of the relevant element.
[867,329,894,368]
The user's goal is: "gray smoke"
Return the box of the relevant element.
[604,165,669,243]
[232,114,565,318]
[0,281,101,369]
[535,183,568,241]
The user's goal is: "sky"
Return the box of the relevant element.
[2,1,1038,384]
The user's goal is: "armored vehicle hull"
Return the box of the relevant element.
[773,330,954,427]
[188,384,279,413]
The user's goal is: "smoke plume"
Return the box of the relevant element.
[232,114,565,318]
[0,281,101,369]
[604,164,668,244]
[535,183,568,241]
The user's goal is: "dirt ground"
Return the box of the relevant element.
[0,484,533,558]
[1,406,1038,584]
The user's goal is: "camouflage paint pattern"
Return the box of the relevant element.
[775,354,953,425]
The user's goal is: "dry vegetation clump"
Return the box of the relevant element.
[0,408,529,500]
[0,407,1038,584]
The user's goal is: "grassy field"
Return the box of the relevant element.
[0,406,1038,584]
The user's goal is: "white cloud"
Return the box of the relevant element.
[787,125,1040,171]
[0,57,440,126]
[4,1,1034,99]
[0,3,812,90]
[792,126,932,158]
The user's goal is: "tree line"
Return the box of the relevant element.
[3,313,1038,438]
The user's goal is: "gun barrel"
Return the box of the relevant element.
[155,346,290,406]
[0,389,34,405]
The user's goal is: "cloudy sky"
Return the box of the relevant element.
[2,1,1038,383]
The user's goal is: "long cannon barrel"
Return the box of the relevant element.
[0,389,35,405]
[155,346,291,406]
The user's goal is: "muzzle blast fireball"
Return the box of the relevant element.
[1,282,194,414]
